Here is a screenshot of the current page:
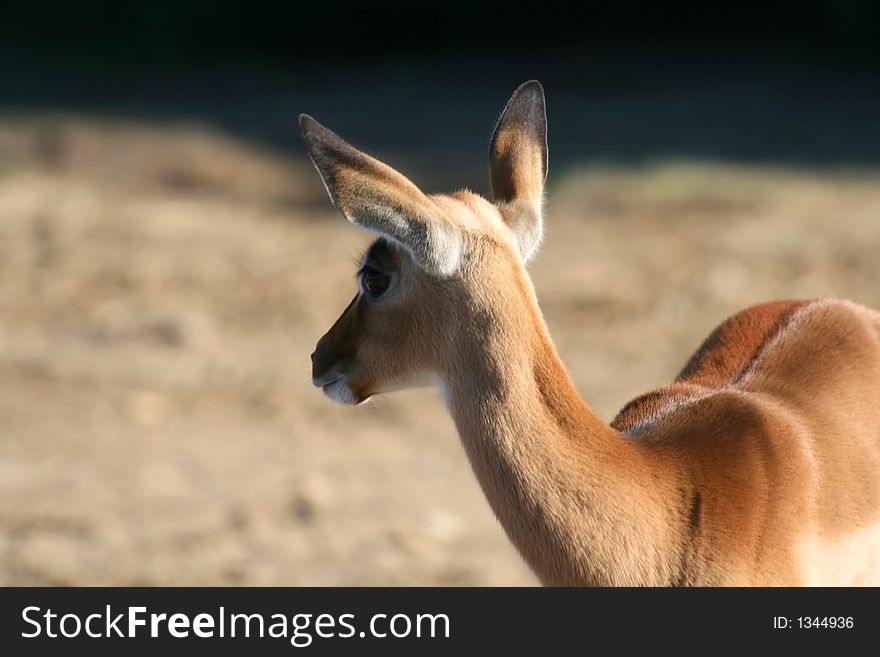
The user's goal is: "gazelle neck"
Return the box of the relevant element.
[438,277,686,586]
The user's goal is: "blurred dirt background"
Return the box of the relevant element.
[0,106,878,585]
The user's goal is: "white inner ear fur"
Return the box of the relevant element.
[500,199,544,262]
[353,200,464,277]
[425,219,465,276]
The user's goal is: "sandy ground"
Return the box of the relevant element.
[0,115,879,585]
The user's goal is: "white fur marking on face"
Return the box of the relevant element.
[318,370,438,406]
[322,377,359,406]
[313,363,359,405]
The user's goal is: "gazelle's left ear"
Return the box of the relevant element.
[489,80,548,262]
[299,114,464,276]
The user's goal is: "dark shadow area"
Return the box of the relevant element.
[2,1,880,184]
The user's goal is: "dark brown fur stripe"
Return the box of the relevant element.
[611,300,810,432]
[677,300,808,387]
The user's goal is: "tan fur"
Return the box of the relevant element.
[302,82,880,586]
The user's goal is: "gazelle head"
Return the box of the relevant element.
[303,81,548,405]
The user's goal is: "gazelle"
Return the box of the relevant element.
[301,81,880,586]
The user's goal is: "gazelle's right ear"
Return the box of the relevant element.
[489,81,548,262]
[299,114,463,276]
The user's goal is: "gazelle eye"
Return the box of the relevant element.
[360,266,391,298]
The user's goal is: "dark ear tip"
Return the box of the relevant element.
[516,79,544,98]
[498,80,546,127]
[509,80,545,109]
[298,113,351,158]
[298,113,321,140]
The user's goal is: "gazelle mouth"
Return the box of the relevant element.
[312,371,342,388]
[315,375,367,406]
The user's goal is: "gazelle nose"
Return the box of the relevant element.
[311,342,335,382]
